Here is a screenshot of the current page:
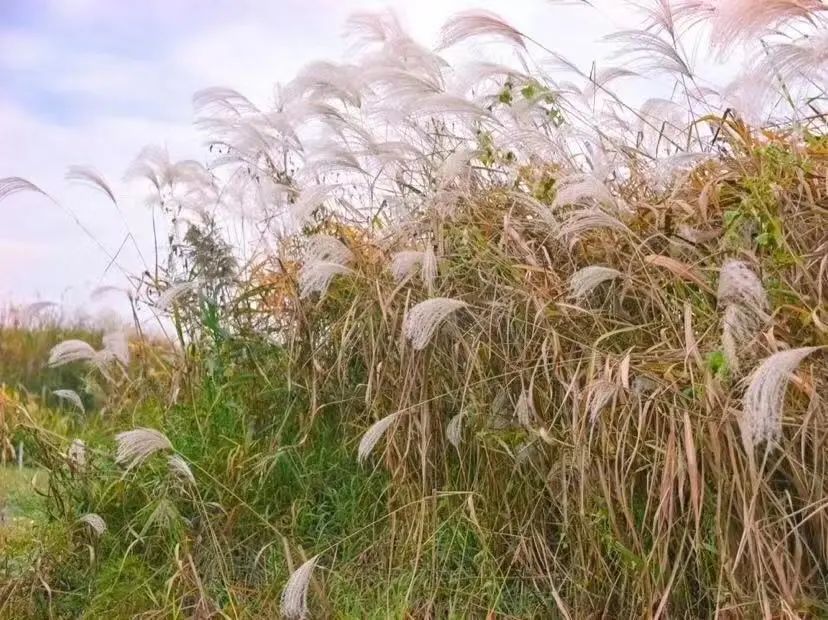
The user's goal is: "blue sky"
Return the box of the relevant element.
[0,0,629,317]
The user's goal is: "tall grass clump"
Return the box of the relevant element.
[3,1,828,617]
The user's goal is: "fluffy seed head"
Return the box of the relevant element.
[403,297,468,350]
[446,412,465,448]
[48,339,97,367]
[280,555,320,620]
[569,266,624,300]
[167,454,196,484]
[78,513,107,536]
[358,411,401,463]
[54,389,85,413]
[740,346,821,450]
[67,439,86,469]
[390,250,424,281]
[115,428,173,468]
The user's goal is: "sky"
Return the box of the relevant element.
[0,0,637,317]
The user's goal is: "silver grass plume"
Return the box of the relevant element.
[67,439,86,470]
[299,262,354,298]
[65,165,117,204]
[439,10,526,50]
[155,280,200,311]
[588,380,621,426]
[557,208,629,248]
[569,266,624,300]
[421,245,438,291]
[390,250,424,281]
[358,411,401,463]
[740,346,821,450]
[0,177,48,203]
[54,389,84,413]
[102,330,130,366]
[48,339,97,367]
[115,428,173,468]
[446,412,465,448]
[280,554,320,620]
[78,513,107,536]
[168,454,196,485]
[299,235,354,298]
[515,390,535,428]
[403,297,468,350]
[717,259,769,374]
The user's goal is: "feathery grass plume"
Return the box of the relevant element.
[67,439,86,469]
[53,389,85,413]
[0,176,48,203]
[65,165,117,204]
[603,30,692,76]
[446,412,465,448]
[90,285,129,301]
[403,297,468,350]
[718,259,769,373]
[390,250,424,281]
[740,347,821,450]
[168,454,196,485]
[155,280,200,311]
[683,0,827,53]
[717,259,769,314]
[102,330,130,366]
[421,245,438,291]
[556,208,629,248]
[438,10,526,50]
[115,428,173,469]
[515,390,535,428]
[23,300,57,316]
[48,339,97,367]
[587,380,621,426]
[358,411,401,463]
[280,555,320,620]
[299,262,354,298]
[569,266,624,300]
[78,513,107,536]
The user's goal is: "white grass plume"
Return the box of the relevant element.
[439,10,526,50]
[102,330,130,366]
[65,165,117,204]
[155,280,200,311]
[718,260,769,373]
[421,245,438,291]
[48,339,97,367]
[54,389,85,413]
[446,412,465,448]
[390,250,424,281]
[515,390,535,428]
[168,455,196,485]
[0,177,48,203]
[740,346,821,450]
[588,380,621,426]
[299,262,354,298]
[115,428,173,468]
[403,297,468,350]
[358,411,401,463]
[280,554,320,620]
[557,208,629,248]
[569,266,624,300]
[68,439,86,469]
[78,513,107,536]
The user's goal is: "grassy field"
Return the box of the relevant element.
[3,2,828,618]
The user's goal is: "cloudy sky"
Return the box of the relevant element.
[0,0,636,315]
